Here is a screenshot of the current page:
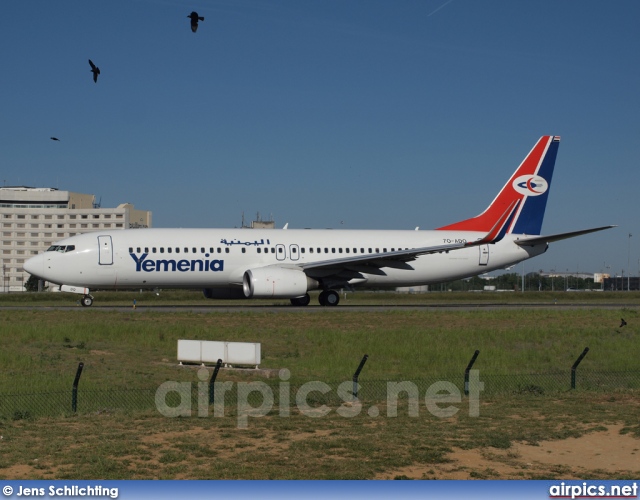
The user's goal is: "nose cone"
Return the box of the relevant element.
[24,253,44,278]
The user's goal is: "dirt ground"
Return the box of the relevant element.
[376,424,640,479]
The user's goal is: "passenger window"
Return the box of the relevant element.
[129,247,133,253]
[160,248,165,253]
[339,248,343,253]
[257,248,261,253]
[225,248,230,253]
[192,247,196,253]
[136,247,141,253]
[292,247,297,254]
[168,248,172,254]
[175,248,180,253]
[271,248,275,254]
[242,248,246,253]
[152,247,157,253]
[278,247,283,254]
[201,248,205,253]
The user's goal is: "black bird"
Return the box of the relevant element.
[620,318,627,328]
[188,11,204,33]
[50,137,60,141]
[88,59,100,83]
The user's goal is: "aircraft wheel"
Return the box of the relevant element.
[325,290,340,306]
[319,290,339,306]
[81,295,93,307]
[290,294,311,307]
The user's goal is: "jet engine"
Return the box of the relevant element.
[243,267,318,299]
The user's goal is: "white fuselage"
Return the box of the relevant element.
[24,228,545,291]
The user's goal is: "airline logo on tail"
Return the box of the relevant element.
[437,135,560,236]
[513,175,548,196]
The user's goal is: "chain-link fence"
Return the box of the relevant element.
[2,370,639,420]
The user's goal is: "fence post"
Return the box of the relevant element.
[571,347,589,389]
[464,350,480,396]
[72,362,84,413]
[352,354,368,401]
[208,359,223,405]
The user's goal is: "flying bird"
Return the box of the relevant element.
[620,318,627,328]
[88,59,100,83]
[188,11,204,32]
[50,137,60,141]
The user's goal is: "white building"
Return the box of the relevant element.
[1,186,151,292]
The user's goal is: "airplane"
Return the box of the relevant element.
[24,136,614,307]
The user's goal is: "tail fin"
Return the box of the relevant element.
[437,136,560,235]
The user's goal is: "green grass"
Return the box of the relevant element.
[2,289,640,306]
[0,298,638,479]
[0,306,638,393]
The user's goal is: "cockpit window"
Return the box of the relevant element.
[46,245,75,253]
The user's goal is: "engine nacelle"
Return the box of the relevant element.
[202,287,246,299]
[243,267,317,299]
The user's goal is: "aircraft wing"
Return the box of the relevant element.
[513,225,616,247]
[298,241,468,272]
[298,201,519,273]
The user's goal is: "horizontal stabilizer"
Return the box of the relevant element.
[513,225,616,246]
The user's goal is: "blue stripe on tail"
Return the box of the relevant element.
[510,138,560,235]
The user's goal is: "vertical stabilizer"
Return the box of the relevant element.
[437,136,560,235]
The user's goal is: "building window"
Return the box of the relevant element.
[115,224,123,228]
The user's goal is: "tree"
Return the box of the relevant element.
[24,274,41,292]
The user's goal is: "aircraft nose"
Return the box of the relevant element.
[24,253,44,278]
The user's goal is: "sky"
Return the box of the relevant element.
[1,0,639,276]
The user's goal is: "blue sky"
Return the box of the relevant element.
[2,0,639,276]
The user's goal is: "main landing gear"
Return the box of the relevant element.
[290,294,311,307]
[289,290,340,307]
[318,290,340,307]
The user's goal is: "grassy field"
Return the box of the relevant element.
[2,289,640,306]
[0,293,639,479]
